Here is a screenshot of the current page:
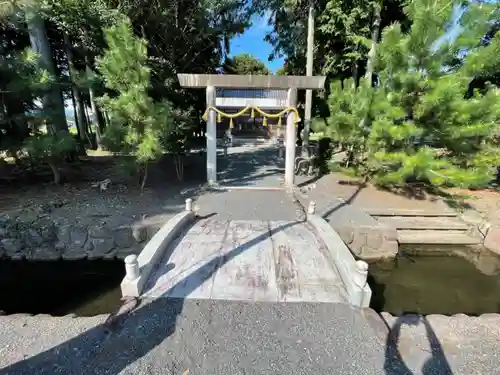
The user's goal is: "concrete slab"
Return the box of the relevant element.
[195,190,298,221]
[377,216,469,230]
[142,219,348,304]
[398,230,483,245]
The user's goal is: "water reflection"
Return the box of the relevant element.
[369,246,500,315]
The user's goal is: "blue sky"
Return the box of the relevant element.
[229,14,285,73]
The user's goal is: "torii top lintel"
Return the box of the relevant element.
[177,74,326,90]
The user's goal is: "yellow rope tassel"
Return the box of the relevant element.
[217,112,222,123]
[277,116,282,128]
[251,108,255,119]
[229,118,234,129]
[263,117,267,127]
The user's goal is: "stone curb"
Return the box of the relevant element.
[361,308,391,346]
[334,224,399,261]
[120,210,196,297]
[484,224,500,256]
[460,210,500,256]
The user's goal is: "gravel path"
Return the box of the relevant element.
[2,301,500,375]
[380,313,500,375]
[195,189,301,221]
[0,300,386,375]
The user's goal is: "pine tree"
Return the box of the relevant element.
[97,16,174,190]
[1,45,75,184]
[322,0,500,189]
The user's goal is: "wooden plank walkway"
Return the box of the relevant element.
[143,219,348,303]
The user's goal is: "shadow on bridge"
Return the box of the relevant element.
[0,220,299,375]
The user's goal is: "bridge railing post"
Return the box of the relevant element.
[185,198,193,212]
[353,260,368,289]
[307,201,316,215]
[124,254,140,281]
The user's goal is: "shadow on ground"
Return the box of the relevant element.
[383,315,453,375]
[216,145,284,187]
[379,184,475,212]
[319,182,366,220]
[0,221,298,375]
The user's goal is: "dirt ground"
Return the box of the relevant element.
[309,172,500,224]
[1,152,499,226]
[0,152,207,221]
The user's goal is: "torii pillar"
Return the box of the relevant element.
[177,74,326,187]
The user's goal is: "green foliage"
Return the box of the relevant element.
[275,66,288,75]
[97,16,197,185]
[24,131,76,161]
[97,17,173,166]
[222,53,271,75]
[323,0,500,189]
[0,24,53,151]
[43,0,117,53]
[254,0,407,81]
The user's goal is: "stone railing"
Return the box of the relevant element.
[121,199,196,297]
[306,201,372,308]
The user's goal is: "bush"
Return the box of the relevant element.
[24,131,76,184]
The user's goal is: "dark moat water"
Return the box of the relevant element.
[0,259,124,316]
[2,246,500,317]
[368,246,500,316]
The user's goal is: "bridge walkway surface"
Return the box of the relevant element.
[121,139,371,307]
[142,219,348,303]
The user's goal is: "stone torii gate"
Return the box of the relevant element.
[177,74,326,187]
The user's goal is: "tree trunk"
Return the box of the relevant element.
[47,160,61,184]
[64,33,89,146]
[96,107,106,134]
[5,97,29,140]
[79,95,96,148]
[85,54,103,148]
[351,59,360,88]
[84,105,91,129]
[69,90,86,155]
[140,163,148,193]
[365,1,382,86]
[357,0,383,167]
[174,154,184,181]
[25,10,68,134]
[103,110,110,127]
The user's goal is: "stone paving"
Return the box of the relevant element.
[216,143,285,188]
